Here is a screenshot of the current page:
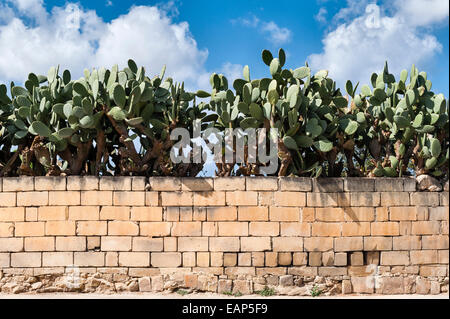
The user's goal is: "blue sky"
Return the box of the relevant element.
[0,0,449,96]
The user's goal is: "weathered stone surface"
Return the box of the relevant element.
[416,175,442,192]
[376,277,404,294]
[279,275,294,287]
[0,176,448,296]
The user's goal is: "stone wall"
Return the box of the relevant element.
[0,176,448,295]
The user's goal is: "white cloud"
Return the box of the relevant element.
[315,7,328,24]
[231,15,292,45]
[0,3,15,24]
[394,0,449,26]
[230,15,260,28]
[220,62,244,84]
[308,1,447,91]
[0,1,209,90]
[261,21,292,45]
[332,0,370,25]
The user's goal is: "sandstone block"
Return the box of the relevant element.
[2,177,34,191]
[207,207,237,221]
[17,191,48,206]
[334,237,363,251]
[214,177,245,191]
[238,207,268,221]
[0,193,16,207]
[312,178,344,192]
[392,236,421,250]
[429,206,448,220]
[380,251,409,265]
[342,222,370,236]
[218,222,248,236]
[364,237,392,251]
[42,252,73,266]
[171,222,202,236]
[193,192,225,206]
[351,276,374,294]
[248,222,279,236]
[68,206,99,221]
[411,221,440,235]
[273,237,303,251]
[304,237,333,252]
[280,222,310,236]
[181,178,213,191]
[273,192,306,207]
[150,252,181,267]
[74,252,105,267]
[108,221,139,236]
[344,178,375,192]
[101,236,132,251]
[376,277,404,294]
[279,177,312,191]
[241,237,272,251]
[150,177,181,191]
[81,191,112,205]
[46,221,76,236]
[309,252,322,266]
[38,206,68,221]
[0,222,14,237]
[113,191,145,206]
[11,252,41,267]
[371,222,399,236]
[145,192,159,206]
[140,222,171,237]
[246,177,278,191]
[226,191,258,206]
[334,252,347,266]
[307,193,338,207]
[410,192,439,207]
[76,221,106,236]
[269,207,300,221]
[315,208,345,221]
[375,178,403,192]
[24,237,54,251]
[351,192,380,207]
[100,206,130,220]
[178,237,209,251]
[410,250,438,265]
[99,177,131,191]
[161,192,193,206]
[119,252,150,267]
[312,222,341,236]
[67,176,99,190]
[55,237,86,251]
[209,237,240,252]
[14,222,45,236]
[132,237,163,252]
[197,252,210,267]
[422,235,449,250]
[49,191,80,206]
[350,252,364,266]
[380,192,410,206]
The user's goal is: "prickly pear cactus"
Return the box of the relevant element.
[0,61,208,177]
[0,51,448,179]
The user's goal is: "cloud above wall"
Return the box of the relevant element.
[314,7,328,24]
[231,15,292,45]
[308,0,449,90]
[0,0,209,89]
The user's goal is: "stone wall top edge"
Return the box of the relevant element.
[1,176,448,192]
